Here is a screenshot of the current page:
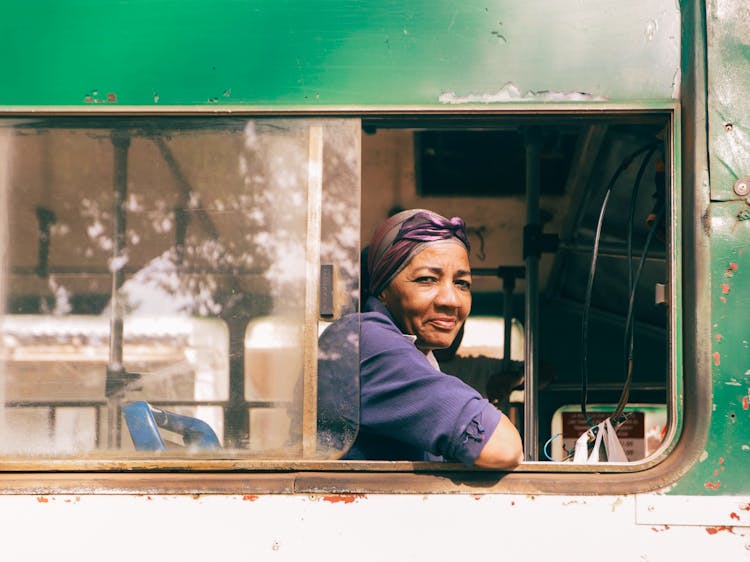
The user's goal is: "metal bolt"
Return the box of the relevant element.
[734,178,750,197]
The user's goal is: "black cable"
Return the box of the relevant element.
[580,142,659,423]
[614,205,665,420]
[625,145,659,372]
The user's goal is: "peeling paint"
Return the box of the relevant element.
[562,499,587,506]
[704,481,721,490]
[84,90,118,104]
[321,494,365,504]
[438,82,607,104]
[721,283,731,294]
[243,495,260,502]
[705,526,735,535]
[36,496,48,503]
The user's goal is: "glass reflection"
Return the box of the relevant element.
[0,118,360,460]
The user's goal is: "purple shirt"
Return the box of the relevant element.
[317,297,502,465]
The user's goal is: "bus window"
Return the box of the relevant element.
[0,118,360,461]
[361,111,676,465]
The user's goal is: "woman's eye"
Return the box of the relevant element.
[415,276,437,284]
[455,279,471,290]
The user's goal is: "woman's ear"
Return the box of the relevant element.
[377,288,389,305]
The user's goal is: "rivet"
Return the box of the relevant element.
[734,178,750,196]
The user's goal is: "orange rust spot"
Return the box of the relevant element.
[705,526,734,535]
[322,494,364,504]
[36,496,49,503]
[719,457,724,464]
[714,469,719,476]
[730,262,739,270]
[742,396,749,410]
[721,283,730,294]
[715,333,723,341]
[704,480,721,490]
[713,352,721,366]
[730,512,740,521]
[740,503,750,511]
[242,495,260,502]
[720,296,727,303]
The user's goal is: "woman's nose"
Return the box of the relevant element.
[435,281,460,307]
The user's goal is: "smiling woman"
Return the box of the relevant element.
[317,209,523,468]
[379,243,471,352]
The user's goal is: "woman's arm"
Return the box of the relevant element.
[473,414,524,469]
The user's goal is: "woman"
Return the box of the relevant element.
[318,209,523,468]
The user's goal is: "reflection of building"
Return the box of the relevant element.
[0,316,227,454]
[243,316,303,453]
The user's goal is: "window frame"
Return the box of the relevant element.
[0,102,711,497]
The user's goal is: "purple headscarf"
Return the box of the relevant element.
[367,209,470,298]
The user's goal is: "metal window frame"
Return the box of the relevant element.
[0,97,709,497]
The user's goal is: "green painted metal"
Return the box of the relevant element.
[706,1,750,201]
[1,0,679,108]
[682,201,750,495]
[668,0,750,496]
[701,0,750,496]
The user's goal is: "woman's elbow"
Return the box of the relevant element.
[473,417,524,469]
[474,442,523,469]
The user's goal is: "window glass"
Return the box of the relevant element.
[361,113,675,465]
[0,118,360,460]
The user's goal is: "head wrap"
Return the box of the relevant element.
[366,209,470,298]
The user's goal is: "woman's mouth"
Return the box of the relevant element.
[429,318,457,330]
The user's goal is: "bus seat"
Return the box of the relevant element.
[123,401,221,451]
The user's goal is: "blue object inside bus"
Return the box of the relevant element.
[123,401,221,451]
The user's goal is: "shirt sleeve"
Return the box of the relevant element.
[359,313,503,466]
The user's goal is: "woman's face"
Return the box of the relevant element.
[379,241,471,352]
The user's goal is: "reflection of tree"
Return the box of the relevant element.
[31,120,360,321]
[320,122,361,314]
